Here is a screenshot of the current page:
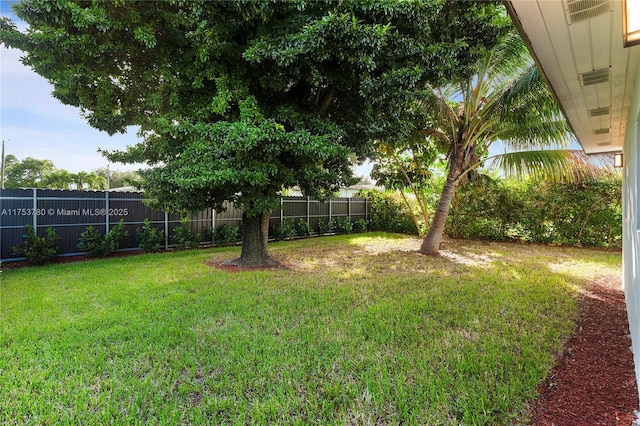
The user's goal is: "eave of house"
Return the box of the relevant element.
[505,0,640,155]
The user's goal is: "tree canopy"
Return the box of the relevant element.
[0,155,108,190]
[3,156,54,188]
[93,167,140,189]
[1,0,510,265]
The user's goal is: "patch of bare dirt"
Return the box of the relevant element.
[529,274,639,425]
[206,257,287,273]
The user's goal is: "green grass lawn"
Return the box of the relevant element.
[0,233,621,425]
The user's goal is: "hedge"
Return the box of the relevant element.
[364,173,622,248]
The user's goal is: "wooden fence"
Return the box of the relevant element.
[0,189,369,263]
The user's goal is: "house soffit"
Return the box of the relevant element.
[506,0,640,154]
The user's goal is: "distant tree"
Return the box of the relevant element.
[1,0,510,266]
[73,171,107,191]
[1,155,111,190]
[1,153,17,188]
[72,171,89,191]
[87,172,108,190]
[93,167,140,189]
[3,154,18,168]
[42,169,74,189]
[4,156,55,188]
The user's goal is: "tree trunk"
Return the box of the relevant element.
[418,170,459,256]
[240,211,270,266]
[399,189,424,237]
[225,211,280,268]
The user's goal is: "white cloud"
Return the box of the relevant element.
[1,36,103,124]
[0,15,144,173]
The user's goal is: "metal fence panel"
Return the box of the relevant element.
[1,189,370,262]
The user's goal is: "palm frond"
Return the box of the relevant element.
[485,64,572,149]
[486,30,531,84]
[421,85,459,136]
[499,120,573,149]
[492,66,562,122]
[488,150,612,183]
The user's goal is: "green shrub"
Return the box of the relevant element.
[334,217,353,234]
[446,178,518,242]
[78,219,129,258]
[12,225,60,265]
[295,219,313,237]
[170,223,201,250]
[274,218,297,241]
[359,190,418,235]
[136,219,164,253]
[317,219,334,235]
[213,224,241,244]
[352,218,368,233]
[445,174,622,248]
[519,177,622,247]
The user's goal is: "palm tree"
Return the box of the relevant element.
[72,171,90,191]
[414,30,607,255]
[68,171,108,191]
[42,169,74,189]
[84,173,107,190]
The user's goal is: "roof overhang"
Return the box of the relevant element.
[505,0,640,154]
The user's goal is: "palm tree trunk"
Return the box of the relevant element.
[419,168,459,255]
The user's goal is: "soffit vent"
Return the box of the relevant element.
[597,141,612,146]
[594,128,611,135]
[589,106,611,116]
[567,0,610,24]
[580,68,610,86]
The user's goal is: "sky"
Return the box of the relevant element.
[0,1,146,173]
[0,1,375,178]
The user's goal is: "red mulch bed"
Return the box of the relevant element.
[529,275,639,425]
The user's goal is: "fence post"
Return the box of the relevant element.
[212,208,216,233]
[328,198,332,223]
[306,196,310,223]
[164,211,169,250]
[105,190,110,233]
[365,198,368,222]
[348,197,351,221]
[280,197,284,224]
[32,188,37,230]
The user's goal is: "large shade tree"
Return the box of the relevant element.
[389,30,608,255]
[1,0,510,266]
